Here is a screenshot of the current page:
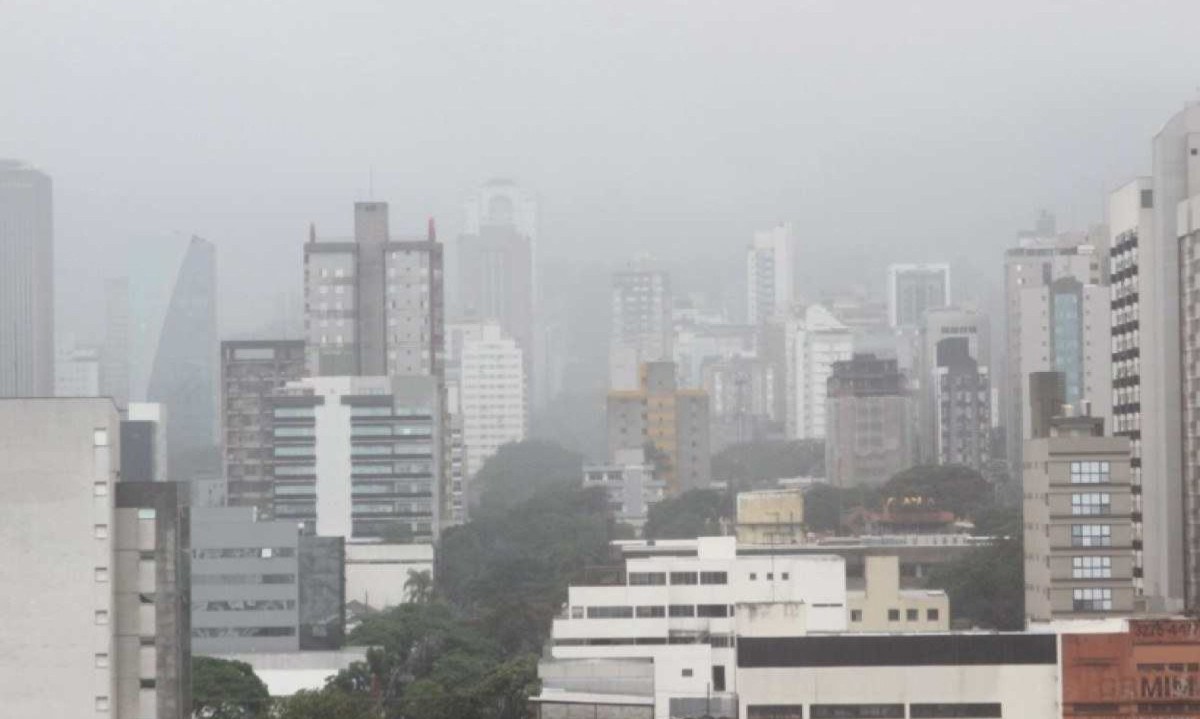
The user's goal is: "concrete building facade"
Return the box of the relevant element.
[583,449,665,532]
[455,321,528,478]
[919,306,990,463]
[221,340,307,515]
[610,267,673,390]
[825,354,915,488]
[0,398,190,718]
[746,223,795,325]
[608,361,711,495]
[1023,415,1139,623]
[785,305,854,440]
[932,337,992,471]
[0,159,54,397]
[887,263,950,329]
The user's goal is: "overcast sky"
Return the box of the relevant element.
[4,0,1200,338]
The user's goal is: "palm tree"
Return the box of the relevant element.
[404,569,434,604]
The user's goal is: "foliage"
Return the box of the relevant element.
[926,538,1024,630]
[802,483,844,533]
[971,504,1022,538]
[881,464,992,519]
[191,656,270,719]
[404,569,434,604]
[272,688,376,719]
[711,439,825,486]
[642,489,729,539]
[473,440,584,513]
[438,485,615,655]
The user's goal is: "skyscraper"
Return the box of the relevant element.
[919,306,990,463]
[825,354,915,488]
[0,159,53,397]
[886,263,950,329]
[101,277,131,408]
[785,305,854,440]
[450,321,528,478]
[147,235,219,480]
[1164,104,1200,610]
[304,202,444,379]
[610,264,672,390]
[931,337,991,472]
[746,223,795,325]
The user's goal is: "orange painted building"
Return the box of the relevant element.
[1062,619,1200,718]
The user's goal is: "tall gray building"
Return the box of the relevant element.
[609,266,673,390]
[919,306,990,463]
[932,337,991,472]
[0,398,190,718]
[148,235,219,481]
[102,277,132,408]
[1153,104,1200,611]
[304,202,445,379]
[221,339,306,515]
[0,160,54,397]
[886,263,949,329]
[825,354,915,488]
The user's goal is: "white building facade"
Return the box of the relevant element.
[785,305,854,439]
[746,223,795,326]
[456,321,528,478]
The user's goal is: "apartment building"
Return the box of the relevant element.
[583,449,665,532]
[785,305,854,440]
[887,263,950,329]
[746,223,796,325]
[825,354,915,488]
[610,266,673,390]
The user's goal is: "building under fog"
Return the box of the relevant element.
[0,159,54,397]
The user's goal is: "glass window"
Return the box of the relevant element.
[670,572,698,585]
[628,572,667,586]
[906,608,918,621]
[696,604,729,618]
[850,609,862,622]
[1072,556,1112,579]
[927,608,940,621]
[1070,460,1110,484]
[636,606,666,618]
[1072,587,1113,611]
[888,609,900,621]
[1071,493,1111,516]
[668,604,695,618]
[1071,524,1112,547]
[586,606,633,619]
[699,571,728,585]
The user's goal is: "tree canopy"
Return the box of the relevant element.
[711,439,825,485]
[926,537,1023,630]
[881,464,992,519]
[473,439,584,513]
[642,489,729,539]
[191,656,271,719]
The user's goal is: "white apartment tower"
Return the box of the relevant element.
[746,223,795,325]
[887,263,950,329]
[0,160,54,397]
[456,321,528,478]
[786,304,854,439]
[609,264,673,390]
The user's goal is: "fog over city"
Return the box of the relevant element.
[4,0,1199,341]
[9,2,1200,718]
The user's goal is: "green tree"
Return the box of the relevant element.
[473,440,583,513]
[273,687,376,719]
[803,483,844,533]
[882,464,993,519]
[926,538,1024,630]
[711,439,825,486]
[191,656,270,719]
[404,569,434,604]
[642,489,729,539]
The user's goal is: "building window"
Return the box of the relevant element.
[628,572,666,586]
[811,704,905,718]
[95,653,109,668]
[699,571,728,585]
[749,572,757,580]
[1072,587,1113,611]
[570,607,583,619]
[682,668,693,677]
[927,608,940,621]
[748,707,804,719]
[1070,461,1110,484]
[1071,524,1112,547]
[139,679,157,689]
[95,696,110,712]
[851,609,862,622]
[696,604,729,618]
[94,567,109,583]
[137,508,156,520]
[586,606,633,619]
[712,665,726,692]
[1071,493,1111,516]
[636,606,666,618]
[906,608,918,621]
[94,482,109,497]
[1072,556,1112,579]
[887,609,900,621]
[781,572,790,580]
[910,704,1001,718]
[93,429,109,447]
[95,610,109,625]
[94,524,109,539]
[669,605,695,618]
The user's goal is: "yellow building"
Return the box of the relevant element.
[847,555,949,632]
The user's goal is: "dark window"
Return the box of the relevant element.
[811,704,904,718]
[851,610,863,622]
[670,572,698,585]
[587,606,633,619]
[700,571,728,585]
[712,665,726,692]
[697,604,729,618]
[782,572,790,580]
[906,609,919,621]
[750,572,758,580]
[681,668,693,677]
[737,635,1058,668]
[748,707,804,719]
[629,572,666,586]
[139,679,156,689]
[910,704,1002,718]
[888,609,900,621]
[636,606,666,618]
[927,608,940,621]
[669,604,695,618]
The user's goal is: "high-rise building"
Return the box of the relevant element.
[932,337,992,472]
[1023,413,1139,623]
[582,448,664,533]
[610,265,672,390]
[267,375,445,542]
[887,263,950,329]
[462,178,539,297]
[0,160,54,397]
[607,361,710,495]
[55,343,102,397]
[746,223,795,325]
[0,398,190,718]
[918,306,990,462]
[825,354,915,488]
[454,321,527,478]
[221,340,306,515]
[121,402,168,484]
[147,235,219,481]
[785,305,854,440]
[1157,104,1200,611]
[1003,234,1105,476]
[101,277,131,408]
[304,202,445,379]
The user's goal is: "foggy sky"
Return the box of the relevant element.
[3,0,1200,339]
